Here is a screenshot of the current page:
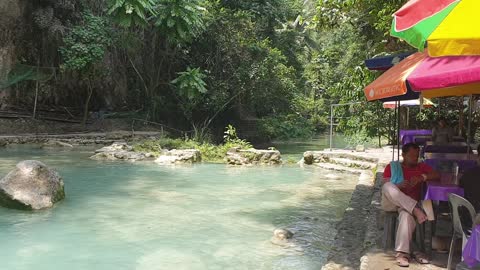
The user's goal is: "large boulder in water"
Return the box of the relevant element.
[0,160,65,210]
[90,151,147,161]
[155,149,201,165]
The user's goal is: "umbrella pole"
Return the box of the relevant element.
[467,95,473,153]
[406,107,409,128]
[392,102,397,161]
[397,101,401,161]
[329,104,333,151]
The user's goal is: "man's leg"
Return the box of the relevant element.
[395,208,416,253]
[381,182,416,213]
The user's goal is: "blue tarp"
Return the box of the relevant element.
[364,52,413,70]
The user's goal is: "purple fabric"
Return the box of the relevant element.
[400,129,432,145]
[413,135,431,145]
[463,225,480,268]
[424,153,478,173]
[423,182,464,201]
[424,144,471,153]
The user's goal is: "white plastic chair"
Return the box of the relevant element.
[448,193,477,270]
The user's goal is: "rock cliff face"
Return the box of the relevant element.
[0,1,129,112]
[0,0,28,87]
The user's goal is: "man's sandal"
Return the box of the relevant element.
[413,252,429,264]
[421,200,435,221]
[396,252,410,267]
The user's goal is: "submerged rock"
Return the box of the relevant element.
[90,142,150,161]
[155,149,201,165]
[42,140,74,148]
[90,151,147,161]
[225,148,281,165]
[271,228,294,246]
[0,139,7,147]
[273,228,294,240]
[0,160,65,210]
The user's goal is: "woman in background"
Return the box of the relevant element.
[432,118,453,144]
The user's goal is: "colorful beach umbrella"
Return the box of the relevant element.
[364,50,480,100]
[383,98,435,109]
[391,0,480,57]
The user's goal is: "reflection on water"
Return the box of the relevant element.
[0,145,358,270]
[261,134,348,161]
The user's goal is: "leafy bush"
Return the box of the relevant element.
[171,67,207,100]
[60,13,111,72]
[258,114,315,140]
[133,131,252,163]
[107,0,156,27]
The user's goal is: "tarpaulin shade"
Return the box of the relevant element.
[391,0,480,57]
[364,52,413,70]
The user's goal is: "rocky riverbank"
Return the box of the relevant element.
[0,131,162,146]
[301,148,392,270]
[316,147,450,270]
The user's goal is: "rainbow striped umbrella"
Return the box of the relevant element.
[391,0,480,57]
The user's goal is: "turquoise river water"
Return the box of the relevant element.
[0,141,357,270]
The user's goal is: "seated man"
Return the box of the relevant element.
[459,144,480,212]
[382,143,440,267]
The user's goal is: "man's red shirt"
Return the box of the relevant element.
[383,162,433,201]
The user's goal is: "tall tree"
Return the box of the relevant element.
[60,13,112,125]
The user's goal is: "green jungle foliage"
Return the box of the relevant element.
[134,125,252,162]
[8,0,472,145]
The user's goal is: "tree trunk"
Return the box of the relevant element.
[82,80,93,126]
[32,60,40,119]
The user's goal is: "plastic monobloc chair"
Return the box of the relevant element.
[448,193,477,270]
